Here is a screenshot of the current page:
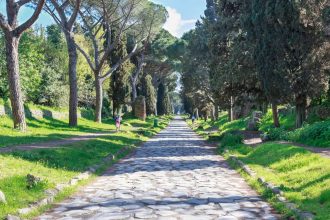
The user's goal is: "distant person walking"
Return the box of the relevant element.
[114,115,122,132]
[191,115,196,128]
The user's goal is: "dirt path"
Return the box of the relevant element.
[275,141,330,159]
[37,117,278,220]
[240,131,330,159]
[0,132,113,153]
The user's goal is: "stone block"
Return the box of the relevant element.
[134,96,146,121]
[0,105,5,116]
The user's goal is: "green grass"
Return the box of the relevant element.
[259,109,296,132]
[222,143,330,220]
[186,113,248,141]
[0,115,123,148]
[0,115,171,218]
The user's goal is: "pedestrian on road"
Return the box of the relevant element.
[114,115,122,132]
[191,115,196,128]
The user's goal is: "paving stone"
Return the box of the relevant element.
[156,210,177,216]
[36,117,278,219]
[219,203,240,212]
[134,211,156,219]
[180,215,214,220]
[216,216,239,220]
[229,210,257,218]
[92,213,130,220]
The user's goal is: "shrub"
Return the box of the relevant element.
[221,133,243,147]
[265,127,288,141]
[287,120,330,147]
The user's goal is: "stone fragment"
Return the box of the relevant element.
[0,190,6,204]
[6,215,20,220]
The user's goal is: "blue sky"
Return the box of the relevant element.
[0,0,206,37]
[151,0,206,37]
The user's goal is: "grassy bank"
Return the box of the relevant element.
[221,143,330,220]
[0,115,171,219]
[187,110,329,148]
[0,116,117,148]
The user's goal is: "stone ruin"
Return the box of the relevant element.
[134,96,146,121]
[246,111,263,131]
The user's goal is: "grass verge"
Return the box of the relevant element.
[221,143,330,220]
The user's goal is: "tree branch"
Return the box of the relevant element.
[0,13,10,31]
[75,43,96,72]
[17,0,31,8]
[67,0,81,28]
[100,43,141,81]
[15,0,45,36]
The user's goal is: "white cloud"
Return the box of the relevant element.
[163,7,196,38]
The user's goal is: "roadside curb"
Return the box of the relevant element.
[226,150,315,220]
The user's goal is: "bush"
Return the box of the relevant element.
[265,127,288,141]
[259,109,295,132]
[287,120,330,147]
[221,133,243,147]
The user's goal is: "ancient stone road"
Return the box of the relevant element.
[37,117,278,220]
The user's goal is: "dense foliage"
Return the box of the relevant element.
[181,0,330,129]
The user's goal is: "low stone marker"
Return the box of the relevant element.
[246,111,263,131]
[134,96,146,121]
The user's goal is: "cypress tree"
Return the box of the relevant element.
[157,83,166,115]
[108,33,133,116]
[142,74,157,115]
[157,82,171,115]
[246,0,293,127]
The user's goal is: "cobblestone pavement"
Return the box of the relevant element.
[37,117,278,220]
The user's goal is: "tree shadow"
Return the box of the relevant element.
[3,135,141,172]
[104,158,230,175]
[53,195,264,213]
[240,143,309,167]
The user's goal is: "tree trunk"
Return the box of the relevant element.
[271,102,280,128]
[5,34,26,131]
[112,99,121,117]
[214,104,219,120]
[295,94,307,128]
[211,106,216,121]
[230,96,234,121]
[195,108,199,120]
[228,108,231,121]
[131,79,137,103]
[66,35,78,127]
[95,78,103,123]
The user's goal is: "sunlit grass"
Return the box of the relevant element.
[0,115,118,147]
[223,143,330,220]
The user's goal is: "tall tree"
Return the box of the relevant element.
[157,82,171,115]
[142,74,156,115]
[246,0,293,127]
[75,0,166,123]
[128,3,167,103]
[287,0,329,128]
[0,0,45,130]
[108,32,132,116]
[44,0,81,126]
